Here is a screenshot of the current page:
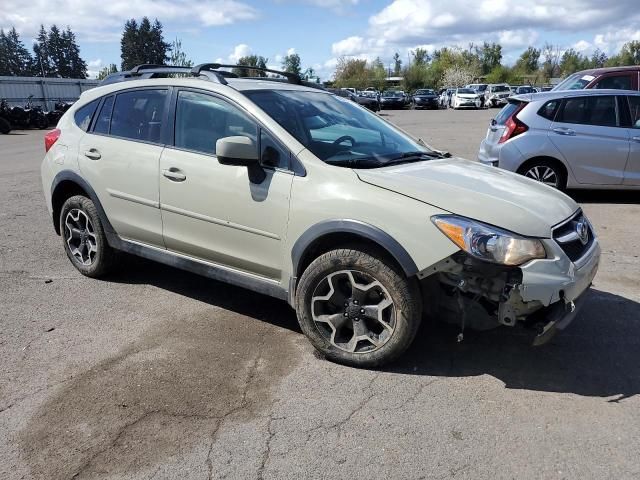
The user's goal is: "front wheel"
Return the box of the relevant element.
[60,195,117,278]
[295,248,422,367]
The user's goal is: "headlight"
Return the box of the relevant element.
[432,215,546,266]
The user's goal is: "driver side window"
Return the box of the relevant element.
[174,90,257,156]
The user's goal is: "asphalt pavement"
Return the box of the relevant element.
[1,108,639,480]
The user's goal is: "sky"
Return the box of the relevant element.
[2,0,640,79]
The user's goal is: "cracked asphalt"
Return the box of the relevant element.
[1,108,639,480]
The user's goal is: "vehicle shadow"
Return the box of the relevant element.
[569,189,640,205]
[394,289,640,400]
[106,254,301,334]
[108,259,639,399]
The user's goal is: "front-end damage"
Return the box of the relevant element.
[418,239,600,344]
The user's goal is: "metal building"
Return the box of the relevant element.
[0,76,99,110]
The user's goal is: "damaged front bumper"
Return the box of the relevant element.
[420,235,601,344]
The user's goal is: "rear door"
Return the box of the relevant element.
[549,94,629,185]
[623,95,640,185]
[78,88,169,247]
[591,71,638,91]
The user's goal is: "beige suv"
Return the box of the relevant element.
[42,64,600,367]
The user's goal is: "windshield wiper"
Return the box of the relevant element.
[384,150,447,165]
[325,157,385,168]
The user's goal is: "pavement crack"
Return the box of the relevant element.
[257,413,276,480]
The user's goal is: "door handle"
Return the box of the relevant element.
[632,136,640,143]
[552,127,576,136]
[84,149,101,160]
[162,168,186,182]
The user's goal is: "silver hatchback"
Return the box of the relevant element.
[478,89,640,189]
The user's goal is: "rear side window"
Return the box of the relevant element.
[593,75,633,90]
[629,96,640,128]
[93,95,114,134]
[557,95,618,127]
[538,100,560,121]
[494,101,523,125]
[110,89,168,143]
[74,99,99,131]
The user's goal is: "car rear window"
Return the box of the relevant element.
[74,99,99,132]
[494,101,524,125]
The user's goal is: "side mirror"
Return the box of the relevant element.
[216,135,266,183]
[216,135,259,166]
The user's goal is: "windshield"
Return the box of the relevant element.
[415,89,434,95]
[457,88,475,94]
[491,85,510,92]
[245,90,435,168]
[382,90,401,97]
[553,72,593,91]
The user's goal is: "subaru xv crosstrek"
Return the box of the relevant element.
[41,64,600,367]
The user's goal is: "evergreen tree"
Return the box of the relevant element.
[97,63,118,80]
[392,52,402,75]
[62,27,87,78]
[120,17,170,70]
[169,38,193,67]
[0,27,35,75]
[33,24,54,76]
[47,25,65,77]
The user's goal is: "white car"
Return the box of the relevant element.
[451,88,482,109]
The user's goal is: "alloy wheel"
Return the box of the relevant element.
[524,165,559,187]
[311,270,396,354]
[64,208,98,265]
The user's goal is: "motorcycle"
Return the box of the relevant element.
[0,99,12,134]
[23,95,49,129]
[46,99,74,126]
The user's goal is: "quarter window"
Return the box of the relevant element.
[628,96,640,128]
[174,90,257,156]
[110,89,168,143]
[74,99,99,131]
[593,75,632,90]
[557,95,618,127]
[93,95,114,135]
[538,100,560,121]
[260,130,289,169]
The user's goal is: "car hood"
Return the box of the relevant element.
[415,95,437,99]
[456,94,478,98]
[355,158,578,238]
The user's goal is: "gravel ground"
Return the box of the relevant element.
[1,108,639,480]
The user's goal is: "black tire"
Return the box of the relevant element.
[295,248,422,368]
[59,195,116,278]
[0,117,10,134]
[518,159,567,190]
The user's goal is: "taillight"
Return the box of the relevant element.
[498,104,528,144]
[44,128,61,152]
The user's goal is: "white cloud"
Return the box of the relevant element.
[228,44,252,63]
[0,0,258,42]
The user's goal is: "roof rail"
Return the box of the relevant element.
[191,63,302,85]
[99,64,230,86]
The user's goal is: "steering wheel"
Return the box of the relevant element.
[332,135,356,147]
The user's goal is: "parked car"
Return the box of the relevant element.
[354,91,381,112]
[451,88,482,109]
[466,83,488,107]
[553,66,640,91]
[478,89,640,190]
[485,84,512,107]
[41,63,600,367]
[380,90,407,109]
[411,88,439,109]
[515,85,536,94]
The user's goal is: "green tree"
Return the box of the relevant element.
[33,25,54,76]
[334,57,368,89]
[232,55,268,77]
[282,52,301,75]
[62,27,87,78]
[97,63,118,80]
[412,47,430,66]
[120,17,171,70]
[169,38,193,67]
[392,52,402,75]
[477,42,502,74]
[619,41,640,65]
[542,43,561,79]
[514,47,540,74]
[589,48,607,68]
[559,48,588,76]
[0,27,34,75]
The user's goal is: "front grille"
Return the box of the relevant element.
[552,210,594,262]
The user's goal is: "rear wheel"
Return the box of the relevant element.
[60,195,116,278]
[519,159,567,190]
[295,248,422,367]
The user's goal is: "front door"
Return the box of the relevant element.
[549,94,629,185]
[159,89,293,280]
[77,88,169,247]
[624,95,640,185]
